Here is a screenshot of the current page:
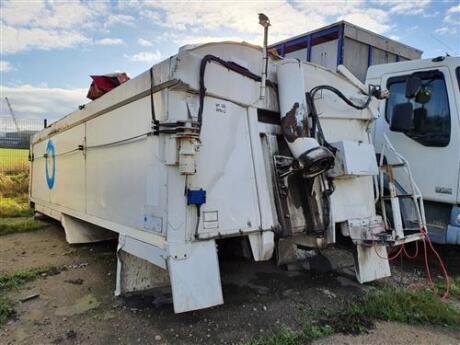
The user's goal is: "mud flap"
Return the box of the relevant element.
[61,214,117,244]
[354,244,391,283]
[167,240,223,313]
[248,231,275,261]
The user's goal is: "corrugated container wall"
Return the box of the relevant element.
[270,21,422,81]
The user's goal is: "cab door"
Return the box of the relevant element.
[378,67,459,204]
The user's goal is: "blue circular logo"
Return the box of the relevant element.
[45,140,56,189]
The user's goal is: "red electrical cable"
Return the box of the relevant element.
[402,240,419,259]
[422,233,433,285]
[371,227,450,299]
[420,227,450,299]
[373,243,403,261]
[369,225,450,299]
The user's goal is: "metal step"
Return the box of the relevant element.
[382,194,414,200]
[381,163,406,169]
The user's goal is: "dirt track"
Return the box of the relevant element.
[1,221,459,345]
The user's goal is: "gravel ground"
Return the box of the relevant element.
[1,221,459,345]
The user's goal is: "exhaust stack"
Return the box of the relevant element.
[258,13,270,100]
[277,59,334,177]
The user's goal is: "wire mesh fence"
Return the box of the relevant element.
[0,117,46,173]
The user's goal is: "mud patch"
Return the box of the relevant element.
[55,293,100,316]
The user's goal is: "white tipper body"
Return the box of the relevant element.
[30,42,388,313]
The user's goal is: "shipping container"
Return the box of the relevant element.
[270,21,422,81]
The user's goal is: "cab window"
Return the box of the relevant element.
[385,70,450,147]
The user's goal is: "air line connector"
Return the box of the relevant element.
[187,188,206,206]
[187,188,206,239]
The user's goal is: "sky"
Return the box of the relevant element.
[1,0,459,122]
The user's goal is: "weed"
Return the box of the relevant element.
[353,287,460,326]
[0,217,47,236]
[0,198,33,218]
[0,297,15,326]
[437,278,460,300]
[248,327,306,345]
[0,266,64,291]
[247,287,460,345]
[0,270,41,290]
[0,172,29,198]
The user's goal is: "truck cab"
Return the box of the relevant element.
[367,56,460,244]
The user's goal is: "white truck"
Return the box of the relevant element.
[29,18,423,313]
[367,56,460,245]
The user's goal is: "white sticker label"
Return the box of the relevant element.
[203,211,219,229]
[216,103,226,114]
[143,215,163,233]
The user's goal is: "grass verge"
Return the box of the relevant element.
[0,217,47,236]
[0,197,33,218]
[249,287,460,345]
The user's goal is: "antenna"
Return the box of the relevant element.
[429,33,458,56]
[4,97,20,133]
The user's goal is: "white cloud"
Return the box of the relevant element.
[444,4,460,25]
[0,0,110,54]
[384,0,431,15]
[294,1,364,16]
[105,14,136,27]
[435,4,460,35]
[434,27,456,35]
[172,35,254,46]
[0,1,46,27]
[1,0,107,54]
[0,85,87,121]
[1,0,106,29]
[143,1,328,41]
[137,38,153,47]
[447,4,460,14]
[140,10,162,22]
[2,25,90,54]
[339,9,391,34]
[0,61,13,73]
[138,1,392,45]
[97,38,124,46]
[124,51,163,63]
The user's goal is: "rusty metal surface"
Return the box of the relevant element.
[280,102,310,143]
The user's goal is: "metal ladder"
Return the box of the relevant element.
[377,134,425,245]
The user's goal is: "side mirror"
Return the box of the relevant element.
[405,76,422,98]
[390,103,413,133]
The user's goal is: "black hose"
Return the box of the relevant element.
[310,84,373,110]
[194,205,201,238]
[306,84,374,153]
[198,54,276,134]
[305,92,336,153]
[149,67,157,124]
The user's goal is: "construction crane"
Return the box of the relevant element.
[4,97,20,133]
